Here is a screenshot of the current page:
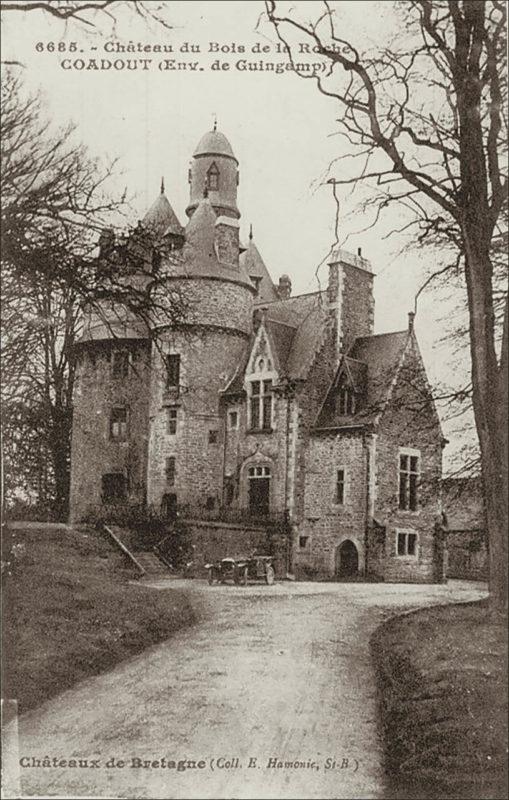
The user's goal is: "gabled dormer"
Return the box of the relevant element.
[243,320,279,432]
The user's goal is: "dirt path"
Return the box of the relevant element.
[16,580,485,799]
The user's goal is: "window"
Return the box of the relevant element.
[165,456,175,486]
[248,465,271,516]
[152,250,161,274]
[205,496,215,510]
[299,536,309,549]
[249,379,273,431]
[208,430,218,444]
[168,407,178,435]
[207,162,219,191]
[110,407,127,440]
[335,469,346,505]
[112,350,129,379]
[339,386,356,415]
[165,354,180,389]
[228,410,239,430]
[396,530,418,558]
[399,451,420,510]
[224,479,235,506]
[102,473,126,503]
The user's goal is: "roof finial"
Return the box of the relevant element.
[160,176,165,195]
[408,310,415,332]
[249,224,253,241]
[213,113,217,132]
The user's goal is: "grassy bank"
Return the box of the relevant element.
[2,524,197,714]
[371,600,508,800]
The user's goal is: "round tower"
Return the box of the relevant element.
[186,125,240,220]
[69,188,183,522]
[148,129,255,514]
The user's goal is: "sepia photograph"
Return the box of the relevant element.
[0,1,507,798]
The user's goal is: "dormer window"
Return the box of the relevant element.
[207,162,220,191]
[339,386,356,415]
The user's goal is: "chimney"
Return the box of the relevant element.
[277,274,292,300]
[98,227,115,258]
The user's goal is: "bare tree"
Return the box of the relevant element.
[1,71,187,517]
[0,1,173,30]
[266,0,508,611]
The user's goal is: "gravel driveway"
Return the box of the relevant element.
[15,579,486,799]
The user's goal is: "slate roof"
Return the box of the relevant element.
[193,129,237,161]
[142,191,184,239]
[240,238,279,304]
[315,330,409,429]
[180,197,253,287]
[222,291,329,393]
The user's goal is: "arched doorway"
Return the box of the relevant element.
[335,540,359,579]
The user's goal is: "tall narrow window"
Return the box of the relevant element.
[165,456,176,486]
[110,407,127,440]
[165,354,180,389]
[262,380,273,429]
[249,380,273,431]
[335,469,345,505]
[339,386,356,415]
[207,162,219,191]
[250,380,261,429]
[168,407,178,436]
[399,452,420,510]
[112,350,129,379]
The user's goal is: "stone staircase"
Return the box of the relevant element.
[132,551,172,579]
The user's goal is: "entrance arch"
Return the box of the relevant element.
[335,540,359,579]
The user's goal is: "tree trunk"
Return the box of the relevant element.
[464,233,508,614]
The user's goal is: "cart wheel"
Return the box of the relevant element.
[265,565,275,585]
[207,568,214,585]
[242,566,248,586]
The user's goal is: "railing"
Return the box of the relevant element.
[176,505,288,528]
[102,524,146,576]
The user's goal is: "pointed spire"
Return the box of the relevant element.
[160,176,165,195]
[249,223,253,241]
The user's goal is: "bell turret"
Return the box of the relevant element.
[186,126,240,220]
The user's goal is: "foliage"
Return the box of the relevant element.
[266,0,508,610]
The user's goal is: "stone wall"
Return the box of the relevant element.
[69,340,151,522]
[297,430,368,579]
[373,337,444,583]
[147,326,249,511]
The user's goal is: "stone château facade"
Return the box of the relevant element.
[69,126,446,582]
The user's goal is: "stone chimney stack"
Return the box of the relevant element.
[327,246,375,356]
[98,227,115,259]
[277,274,292,300]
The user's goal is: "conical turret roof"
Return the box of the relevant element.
[240,235,279,303]
[143,188,183,239]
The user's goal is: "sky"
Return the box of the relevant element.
[1,0,475,469]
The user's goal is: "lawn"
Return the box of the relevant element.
[371,600,508,800]
[1,524,197,715]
